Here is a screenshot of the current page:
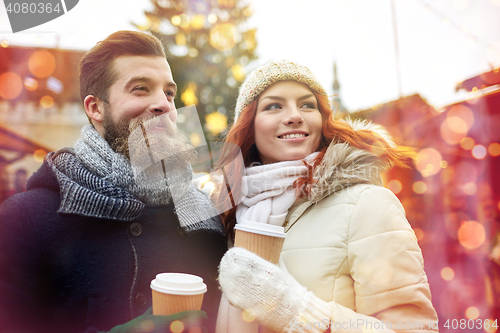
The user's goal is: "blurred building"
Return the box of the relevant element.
[332,62,347,114]
[352,68,500,326]
[0,45,88,202]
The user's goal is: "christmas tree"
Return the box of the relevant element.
[137,0,257,142]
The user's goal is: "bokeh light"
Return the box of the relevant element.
[1,40,8,48]
[209,23,236,51]
[440,267,455,281]
[447,104,474,132]
[465,306,480,320]
[488,142,500,156]
[169,320,184,333]
[463,182,477,195]
[440,119,466,145]
[205,111,228,135]
[388,179,402,194]
[175,32,186,45]
[413,227,424,241]
[171,15,181,26]
[440,160,448,168]
[181,82,199,105]
[460,137,475,150]
[241,308,256,323]
[445,116,468,134]
[33,149,47,163]
[472,145,487,159]
[458,221,485,250]
[24,77,38,91]
[190,132,202,147]
[413,181,427,194]
[0,72,23,99]
[28,50,56,78]
[190,14,205,30]
[415,148,442,177]
[207,13,217,24]
[231,64,245,82]
[179,14,189,29]
[40,95,54,109]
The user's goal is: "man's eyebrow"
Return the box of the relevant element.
[125,76,151,88]
[125,76,177,91]
[260,93,315,102]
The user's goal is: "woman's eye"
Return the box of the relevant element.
[301,102,316,109]
[265,103,282,110]
[165,91,175,97]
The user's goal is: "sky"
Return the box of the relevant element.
[1,0,500,112]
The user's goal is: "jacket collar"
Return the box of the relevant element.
[285,119,392,230]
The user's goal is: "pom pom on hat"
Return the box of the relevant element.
[233,60,328,123]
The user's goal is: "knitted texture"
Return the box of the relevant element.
[74,125,186,206]
[236,153,317,226]
[234,60,328,122]
[219,248,331,333]
[46,125,224,235]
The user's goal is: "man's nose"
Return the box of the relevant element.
[149,90,172,114]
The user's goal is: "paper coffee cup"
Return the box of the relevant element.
[150,273,207,315]
[234,221,286,264]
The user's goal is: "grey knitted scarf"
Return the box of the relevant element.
[46,125,224,235]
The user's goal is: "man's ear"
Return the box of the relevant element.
[84,95,106,136]
[84,95,104,124]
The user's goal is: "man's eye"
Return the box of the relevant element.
[133,86,148,92]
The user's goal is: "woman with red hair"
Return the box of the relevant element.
[216,60,438,333]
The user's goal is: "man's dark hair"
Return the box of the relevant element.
[79,30,166,122]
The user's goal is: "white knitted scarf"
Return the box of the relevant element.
[236,152,318,227]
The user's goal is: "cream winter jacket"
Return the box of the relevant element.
[278,120,439,332]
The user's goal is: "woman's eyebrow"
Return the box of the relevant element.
[260,93,314,102]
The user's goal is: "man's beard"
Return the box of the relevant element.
[102,110,197,172]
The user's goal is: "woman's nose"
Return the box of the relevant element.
[283,107,304,124]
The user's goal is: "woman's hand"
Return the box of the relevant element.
[219,248,330,333]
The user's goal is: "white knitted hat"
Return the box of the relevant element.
[233,60,328,123]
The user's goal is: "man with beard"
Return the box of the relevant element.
[0,31,227,333]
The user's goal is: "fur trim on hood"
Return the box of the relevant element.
[308,118,394,203]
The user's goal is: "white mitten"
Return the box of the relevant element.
[219,248,331,333]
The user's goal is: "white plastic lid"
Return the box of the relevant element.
[234,220,286,238]
[150,273,207,295]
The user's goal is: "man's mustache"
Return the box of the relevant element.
[128,114,177,138]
